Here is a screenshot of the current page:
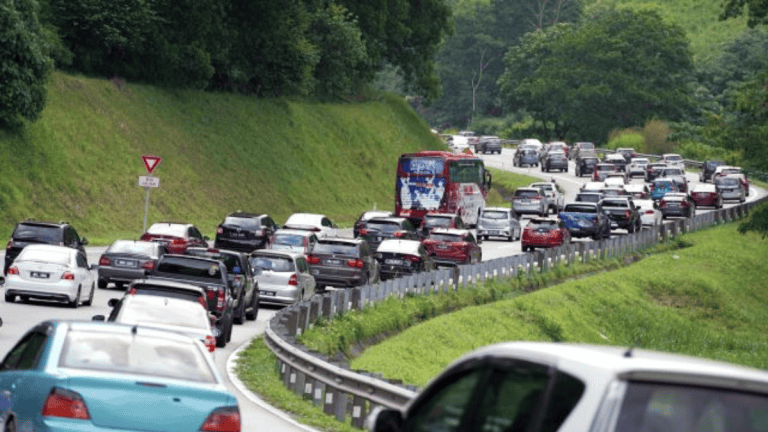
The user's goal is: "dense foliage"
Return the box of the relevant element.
[0,0,54,128]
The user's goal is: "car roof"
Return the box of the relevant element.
[368,216,409,224]
[576,192,603,197]
[51,320,208,346]
[121,293,208,312]
[663,193,688,199]
[317,237,362,245]
[158,254,222,266]
[483,207,512,213]
[360,211,394,220]
[663,153,682,157]
[430,228,471,236]
[455,342,768,392]
[225,212,265,219]
[284,213,327,226]
[20,244,76,254]
[528,218,558,224]
[185,247,243,258]
[273,228,316,237]
[624,184,648,191]
[515,187,543,193]
[377,239,422,255]
[15,220,68,228]
[425,213,456,219]
[692,183,717,191]
[604,154,626,160]
[529,182,554,188]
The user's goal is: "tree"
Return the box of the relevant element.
[739,202,768,238]
[718,68,768,170]
[0,0,54,128]
[498,5,695,142]
[721,0,768,28]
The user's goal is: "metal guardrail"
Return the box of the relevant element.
[263,161,765,428]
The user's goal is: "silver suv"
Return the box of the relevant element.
[511,187,548,217]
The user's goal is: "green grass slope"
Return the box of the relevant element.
[0,72,443,242]
[350,224,768,387]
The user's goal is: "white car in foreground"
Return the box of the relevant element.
[366,342,768,432]
[4,244,95,307]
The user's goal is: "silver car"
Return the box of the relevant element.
[511,187,548,217]
[628,157,649,178]
[250,250,315,306]
[715,175,746,203]
[477,207,521,241]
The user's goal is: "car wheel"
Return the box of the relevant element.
[226,317,233,343]
[246,290,259,321]
[628,221,635,234]
[69,287,81,308]
[234,292,246,325]
[115,282,125,290]
[216,327,227,348]
[98,278,108,289]
[5,292,14,303]
[83,284,95,306]
[5,418,16,432]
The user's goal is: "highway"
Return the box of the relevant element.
[0,147,764,432]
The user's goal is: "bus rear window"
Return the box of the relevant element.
[400,158,445,175]
[450,161,483,184]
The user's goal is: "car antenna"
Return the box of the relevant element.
[132,325,138,335]
[624,337,642,358]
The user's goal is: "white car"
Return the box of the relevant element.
[624,183,651,200]
[283,213,338,238]
[628,157,650,178]
[580,181,606,193]
[366,342,768,432]
[250,250,315,305]
[604,175,627,188]
[661,153,685,169]
[4,244,95,307]
[268,228,318,255]
[634,199,663,227]
[529,182,565,213]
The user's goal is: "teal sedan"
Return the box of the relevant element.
[0,320,240,432]
[650,178,679,201]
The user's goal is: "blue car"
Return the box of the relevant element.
[650,179,679,201]
[0,320,240,432]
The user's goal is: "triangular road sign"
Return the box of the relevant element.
[142,155,162,174]
[462,147,473,155]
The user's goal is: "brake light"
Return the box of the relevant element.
[207,290,215,300]
[625,210,631,219]
[307,255,320,265]
[200,406,241,432]
[42,388,90,420]
[216,227,223,235]
[347,259,364,268]
[405,255,420,263]
[216,288,225,310]
[7,266,19,275]
[139,233,150,241]
[288,274,298,286]
[61,271,75,280]
[141,260,155,271]
[127,287,137,295]
[205,335,216,353]
[393,231,405,238]
[531,195,541,201]
[98,256,111,266]
[358,229,369,236]
[6,241,12,249]
[172,238,187,245]
[645,210,655,215]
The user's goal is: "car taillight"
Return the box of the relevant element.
[347,259,364,268]
[393,231,405,238]
[288,274,298,286]
[405,255,420,263]
[7,266,19,275]
[41,387,91,420]
[141,260,155,271]
[531,195,541,201]
[127,287,137,295]
[255,230,264,236]
[139,233,150,241]
[216,227,224,235]
[645,210,655,214]
[61,271,75,280]
[172,238,187,245]
[6,241,13,249]
[358,229,369,236]
[660,201,667,207]
[216,288,226,310]
[307,255,320,265]
[205,335,216,353]
[98,256,111,266]
[207,290,216,300]
[200,406,241,432]
[625,210,631,219]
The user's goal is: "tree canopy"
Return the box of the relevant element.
[721,0,768,28]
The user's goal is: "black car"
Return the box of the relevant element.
[374,239,435,281]
[353,210,395,238]
[184,247,260,324]
[4,220,88,275]
[600,197,642,233]
[359,217,420,251]
[541,152,568,173]
[307,237,379,289]
[149,254,235,347]
[97,240,167,289]
[660,193,696,219]
[214,212,280,252]
[699,160,726,183]
[575,155,599,177]
[476,136,502,154]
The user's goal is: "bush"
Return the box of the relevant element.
[738,203,768,239]
[606,132,645,151]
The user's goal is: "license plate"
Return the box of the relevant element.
[311,269,320,275]
[116,260,137,268]
[326,259,342,265]
[491,230,501,235]
[31,271,50,279]
[385,259,403,265]
[230,232,246,238]
[262,291,276,297]
[376,236,383,242]
[437,244,450,250]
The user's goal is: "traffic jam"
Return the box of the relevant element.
[0,144,760,432]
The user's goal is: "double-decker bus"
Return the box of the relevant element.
[395,151,491,226]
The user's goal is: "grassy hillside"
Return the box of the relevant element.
[0,72,443,243]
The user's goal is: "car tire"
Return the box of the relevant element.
[5,292,14,303]
[216,328,227,348]
[226,317,233,343]
[234,293,246,325]
[69,287,81,309]
[246,291,259,321]
[115,282,125,290]
[83,284,95,306]
[97,278,108,289]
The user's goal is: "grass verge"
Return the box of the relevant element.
[485,167,541,206]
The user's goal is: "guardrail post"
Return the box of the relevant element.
[312,380,325,407]
[297,303,309,335]
[536,250,546,271]
[321,295,332,318]
[291,369,306,396]
[309,297,321,323]
[323,386,339,417]
[660,224,668,242]
[351,395,368,428]
[285,309,299,337]
[351,287,362,310]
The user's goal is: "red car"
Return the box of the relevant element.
[521,218,570,252]
[422,228,482,266]
[689,183,723,209]
[140,222,209,254]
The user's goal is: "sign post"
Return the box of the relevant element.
[140,155,162,233]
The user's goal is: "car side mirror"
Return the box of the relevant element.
[204,235,210,241]
[108,298,119,307]
[365,407,405,432]
[81,237,89,246]
[92,315,106,321]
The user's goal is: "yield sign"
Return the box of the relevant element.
[142,155,162,174]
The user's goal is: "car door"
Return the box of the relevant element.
[295,257,314,296]
[76,252,93,291]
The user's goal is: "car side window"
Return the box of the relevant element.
[108,299,123,321]
[76,253,88,268]
[1,331,47,371]
[191,227,204,240]
[70,227,81,244]
[466,233,475,244]
[296,258,307,273]
[322,218,332,228]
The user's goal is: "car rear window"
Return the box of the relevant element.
[602,200,629,208]
[367,221,404,232]
[147,224,187,238]
[597,165,614,171]
[222,216,261,229]
[424,216,452,228]
[663,169,683,176]
[185,250,240,272]
[156,258,223,280]
[716,177,739,186]
[108,241,157,256]
[528,220,558,230]
[12,225,62,242]
[564,205,597,213]
[482,210,510,220]
[313,242,359,256]
[575,194,601,203]
[250,255,295,272]
[60,330,215,383]
[17,248,71,265]
[273,233,307,247]
[514,190,539,199]
[428,233,463,242]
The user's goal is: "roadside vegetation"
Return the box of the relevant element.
[485,167,541,206]
[0,72,442,243]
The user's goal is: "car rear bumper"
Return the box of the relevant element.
[310,267,367,287]
[258,283,301,305]
[5,278,79,301]
[98,267,147,283]
[214,237,268,252]
[478,228,513,237]
[512,203,545,214]
[662,208,690,217]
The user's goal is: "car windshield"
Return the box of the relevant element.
[222,216,261,229]
[663,169,683,176]
[312,242,358,256]
[423,216,452,228]
[273,234,307,246]
[514,190,539,199]
[12,225,62,242]
[583,158,598,165]
[17,248,71,265]
[117,298,209,330]
[654,181,674,189]
[60,330,216,383]
[108,241,157,256]
[147,224,187,237]
[428,233,463,242]
[250,255,295,272]
[520,149,536,155]
[614,381,768,432]
[602,200,629,208]
[366,221,403,233]
[482,211,510,220]
[564,205,596,213]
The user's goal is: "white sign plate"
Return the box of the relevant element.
[138,176,160,188]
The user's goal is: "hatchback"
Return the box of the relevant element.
[661,152,685,169]
[374,239,435,281]
[214,212,280,252]
[570,141,595,160]
[521,218,570,252]
[650,179,679,201]
[96,240,166,289]
[0,320,240,432]
[634,199,663,227]
[5,245,95,308]
[477,207,521,241]
[366,342,768,432]
[268,229,318,256]
[307,237,379,289]
[513,148,539,167]
[512,187,548,217]
[250,250,315,306]
[714,175,746,203]
[541,151,568,173]
[4,220,88,276]
[422,229,482,266]
[574,156,599,177]
[690,183,723,209]
[627,157,650,178]
[140,222,208,254]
